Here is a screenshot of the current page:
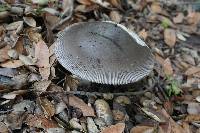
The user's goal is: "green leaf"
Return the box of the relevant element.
[161,18,170,29]
[0,4,10,12]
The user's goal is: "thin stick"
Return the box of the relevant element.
[28,88,152,97]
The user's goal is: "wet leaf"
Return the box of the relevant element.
[101,123,125,133]
[67,95,95,117]
[164,28,176,47]
[0,60,23,68]
[23,17,36,27]
[35,40,50,68]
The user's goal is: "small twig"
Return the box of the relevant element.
[28,88,151,97]
[0,109,13,114]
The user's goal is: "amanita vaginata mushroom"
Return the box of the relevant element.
[54,21,154,85]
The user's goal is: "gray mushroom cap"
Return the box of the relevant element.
[54,21,154,85]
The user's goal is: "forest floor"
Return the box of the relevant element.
[0,0,200,133]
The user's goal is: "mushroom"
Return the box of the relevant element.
[54,21,154,85]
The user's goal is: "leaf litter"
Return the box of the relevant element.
[0,0,200,132]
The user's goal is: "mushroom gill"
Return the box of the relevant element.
[54,21,154,85]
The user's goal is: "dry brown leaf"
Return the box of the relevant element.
[26,114,57,129]
[77,0,92,5]
[182,122,192,133]
[35,40,50,68]
[155,53,165,65]
[39,97,55,117]
[186,12,200,25]
[0,45,11,62]
[185,67,200,76]
[138,29,148,40]
[0,60,23,68]
[164,28,176,47]
[163,58,173,76]
[39,67,50,80]
[185,114,200,122]
[14,37,25,55]
[68,95,95,116]
[173,13,184,24]
[0,122,9,133]
[101,123,125,133]
[108,0,122,9]
[34,80,51,91]
[109,11,122,23]
[130,125,155,133]
[161,109,186,133]
[27,29,43,43]
[150,2,162,14]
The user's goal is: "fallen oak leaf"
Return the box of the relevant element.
[65,95,95,117]
[101,123,125,133]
